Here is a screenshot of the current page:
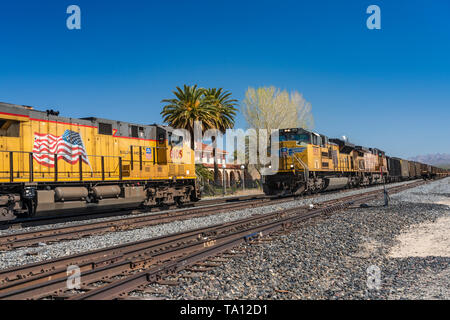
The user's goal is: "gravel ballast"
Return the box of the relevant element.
[134,177,450,300]
[0,180,416,238]
[0,180,419,270]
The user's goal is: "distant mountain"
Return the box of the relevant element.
[408,153,450,168]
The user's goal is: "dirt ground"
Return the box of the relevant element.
[388,214,450,258]
[388,191,450,259]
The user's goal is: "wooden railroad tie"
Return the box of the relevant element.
[184,267,214,272]
[156,279,179,286]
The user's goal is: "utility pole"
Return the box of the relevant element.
[382,164,389,206]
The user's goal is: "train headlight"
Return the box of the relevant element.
[268,165,272,169]
[290,164,294,168]
[186,170,190,175]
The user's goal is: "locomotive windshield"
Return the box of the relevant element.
[279,133,310,143]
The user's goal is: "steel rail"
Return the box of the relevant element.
[0,180,423,287]
[0,196,280,251]
[0,199,365,300]
[0,180,425,299]
[72,180,431,300]
[1,193,267,229]
[0,197,314,287]
[70,193,388,300]
[0,180,423,251]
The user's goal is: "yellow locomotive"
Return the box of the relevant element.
[0,102,199,221]
[263,128,388,195]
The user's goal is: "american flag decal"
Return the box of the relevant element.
[33,130,91,168]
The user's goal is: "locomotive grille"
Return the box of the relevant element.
[169,164,176,176]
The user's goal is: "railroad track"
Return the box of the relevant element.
[0,180,420,251]
[0,193,267,230]
[0,179,419,231]
[0,195,291,251]
[0,180,426,300]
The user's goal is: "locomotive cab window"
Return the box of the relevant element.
[130,125,138,138]
[156,127,166,143]
[312,134,321,146]
[0,119,20,137]
[98,122,113,135]
[129,125,145,138]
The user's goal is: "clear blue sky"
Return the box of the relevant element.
[1,0,449,158]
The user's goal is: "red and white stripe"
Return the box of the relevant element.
[32,133,89,167]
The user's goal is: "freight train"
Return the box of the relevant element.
[262,128,448,196]
[1,103,448,221]
[0,102,200,221]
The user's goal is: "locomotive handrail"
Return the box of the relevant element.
[0,150,123,182]
[292,153,309,186]
[0,148,195,183]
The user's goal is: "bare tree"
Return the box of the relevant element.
[241,86,314,176]
[242,86,314,133]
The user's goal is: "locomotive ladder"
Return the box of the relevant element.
[292,153,309,189]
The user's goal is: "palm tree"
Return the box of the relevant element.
[203,88,238,184]
[161,85,237,187]
[161,85,216,150]
[195,164,215,195]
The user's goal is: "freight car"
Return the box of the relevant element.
[386,157,402,182]
[0,102,199,221]
[399,159,410,180]
[420,163,432,179]
[437,167,450,178]
[408,161,418,179]
[262,127,446,196]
